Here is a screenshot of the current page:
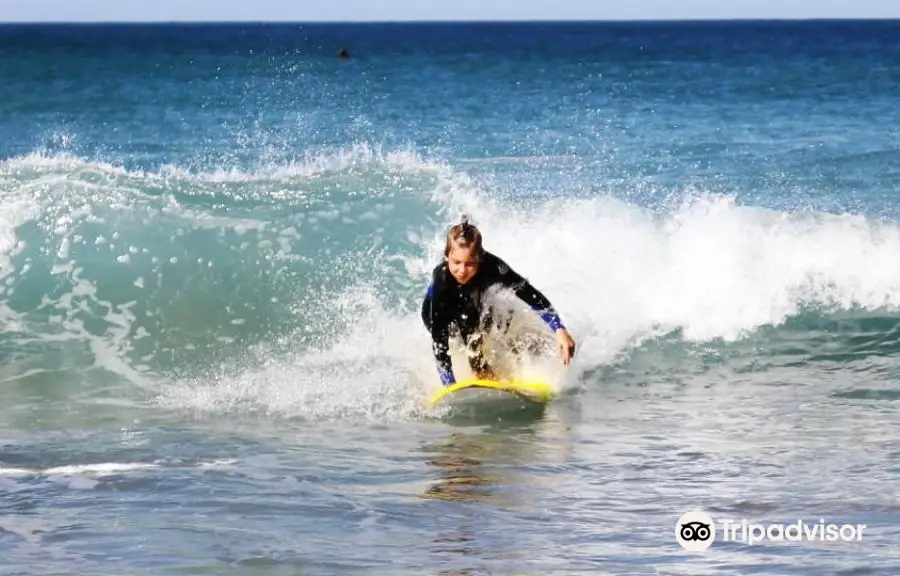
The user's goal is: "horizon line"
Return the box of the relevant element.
[2,16,900,25]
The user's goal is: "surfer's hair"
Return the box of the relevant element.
[444,214,484,260]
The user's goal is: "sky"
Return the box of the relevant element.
[1,0,899,22]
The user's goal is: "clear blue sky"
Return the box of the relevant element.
[2,0,898,22]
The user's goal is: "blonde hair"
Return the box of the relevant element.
[444,214,484,261]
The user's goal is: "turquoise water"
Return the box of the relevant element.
[2,21,900,574]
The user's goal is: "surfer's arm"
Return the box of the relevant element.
[421,282,456,385]
[496,259,566,331]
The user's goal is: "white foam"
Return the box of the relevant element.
[0,459,235,477]
[422,192,900,369]
[0,151,131,177]
[156,283,437,420]
[0,144,446,196]
[0,462,159,476]
[153,141,445,184]
[0,197,36,280]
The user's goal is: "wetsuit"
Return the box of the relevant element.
[421,251,565,385]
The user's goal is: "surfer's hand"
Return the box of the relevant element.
[438,367,456,386]
[555,329,576,365]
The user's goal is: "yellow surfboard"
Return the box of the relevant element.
[429,378,556,407]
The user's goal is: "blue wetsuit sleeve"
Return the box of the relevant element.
[495,258,566,331]
[421,281,455,385]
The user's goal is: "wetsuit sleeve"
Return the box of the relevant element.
[494,258,566,331]
[421,280,455,385]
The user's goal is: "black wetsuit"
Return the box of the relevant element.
[420,251,565,385]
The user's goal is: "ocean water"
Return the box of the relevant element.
[2,20,900,574]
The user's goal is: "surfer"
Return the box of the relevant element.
[421,215,576,386]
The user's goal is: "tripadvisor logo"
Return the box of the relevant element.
[676,511,716,551]
[675,510,867,550]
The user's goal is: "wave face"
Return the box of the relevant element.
[4,146,900,421]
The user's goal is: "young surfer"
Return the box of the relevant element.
[421,215,576,386]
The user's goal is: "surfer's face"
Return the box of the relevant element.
[447,245,479,285]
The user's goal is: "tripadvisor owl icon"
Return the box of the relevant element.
[676,510,716,551]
